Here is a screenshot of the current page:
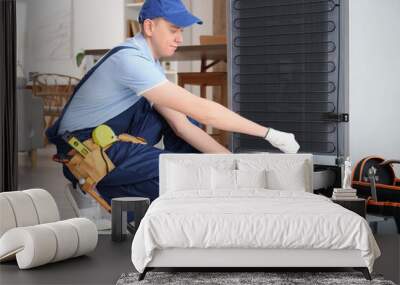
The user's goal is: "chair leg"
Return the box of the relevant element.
[28,150,37,168]
[354,267,372,280]
[200,84,206,99]
[394,215,400,234]
[43,116,49,146]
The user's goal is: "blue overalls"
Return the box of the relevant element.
[46,46,200,206]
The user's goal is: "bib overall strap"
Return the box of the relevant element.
[46,46,134,140]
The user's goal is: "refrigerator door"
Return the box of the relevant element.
[228,0,348,165]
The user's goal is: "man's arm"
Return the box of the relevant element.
[143,81,300,154]
[153,104,231,153]
[143,81,268,138]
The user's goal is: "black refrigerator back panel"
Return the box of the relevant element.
[229,0,343,158]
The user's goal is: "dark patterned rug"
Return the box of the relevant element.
[116,271,396,285]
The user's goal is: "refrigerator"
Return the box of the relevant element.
[228,0,350,190]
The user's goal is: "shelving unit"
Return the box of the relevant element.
[124,1,143,38]
[124,0,177,83]
[125,2,143,8]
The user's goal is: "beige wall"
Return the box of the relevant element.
[18,0,124,79]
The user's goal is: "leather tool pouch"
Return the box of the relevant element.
[65,134,146,189]
[66,139,115,189]
[62,134,147,213]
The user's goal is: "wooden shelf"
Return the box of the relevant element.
[126,3,143,8]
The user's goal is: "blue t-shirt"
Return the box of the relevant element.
[58,33,167,134]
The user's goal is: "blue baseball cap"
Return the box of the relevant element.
[138,0,203,28]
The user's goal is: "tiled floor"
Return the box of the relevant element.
[14,146,400,284]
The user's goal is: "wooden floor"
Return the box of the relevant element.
[0,146,398,284]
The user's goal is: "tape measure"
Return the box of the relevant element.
[92,124,118,148]
[62,132,91,157]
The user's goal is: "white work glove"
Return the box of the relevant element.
[264,128,300,154]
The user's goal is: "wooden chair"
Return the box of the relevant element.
[198,35,227,73]
[177,35,228,147]
[199,35,227,45]
[32,74,80,132]
[17,77,44,167]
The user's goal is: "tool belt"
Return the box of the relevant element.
[66,139,115,192]
[54,133,147,213]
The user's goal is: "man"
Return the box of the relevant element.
[47,0,299,205]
